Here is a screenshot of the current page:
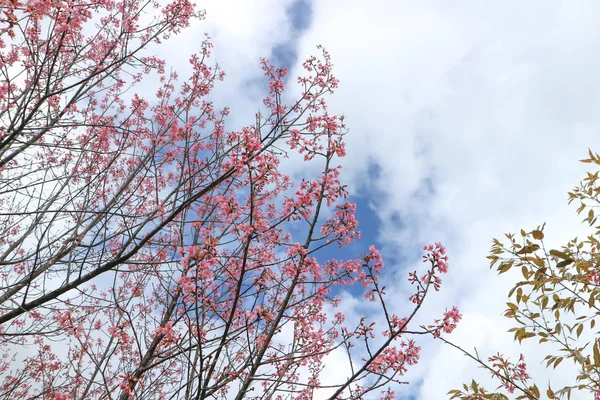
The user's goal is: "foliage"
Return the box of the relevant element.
[450,150,600,400]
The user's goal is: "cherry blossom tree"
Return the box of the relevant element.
[0,1,460,398]
[448,150,600,399]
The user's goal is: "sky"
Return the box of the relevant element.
[165,1,600,398]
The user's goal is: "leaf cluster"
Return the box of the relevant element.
[450,149,600,399]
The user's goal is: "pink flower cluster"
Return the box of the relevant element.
[409,242,450,304]
[422,242,449,273]
[586,269,600,285]
[488,353,530,394]
[369,340,420,376]
[56,310,82,337]
[429,306,462,338]
[108,324,132,349]
[155,321,178,343]
[48,392,69,400]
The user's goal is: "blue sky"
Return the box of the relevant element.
[271,0,312,68]
[165,1,600,398]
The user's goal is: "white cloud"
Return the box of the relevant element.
[287,0,600,398]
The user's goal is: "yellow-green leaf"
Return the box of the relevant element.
[532,230,544,240]
[517,245,540,255]
[549,249,571,260]
[557,259,574,269]
[532,257,545,268]
[498,263,512,274]
[554,357,563,368]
